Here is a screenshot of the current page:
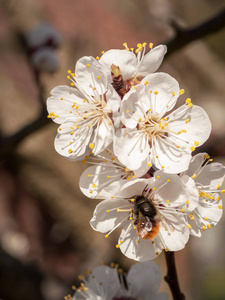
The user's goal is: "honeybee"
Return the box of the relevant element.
[133,196,160,240]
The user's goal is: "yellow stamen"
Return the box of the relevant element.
[179,89,185,95]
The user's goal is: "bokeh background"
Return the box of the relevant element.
[0,0,225,299]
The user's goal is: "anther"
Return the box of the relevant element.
[179,89,185,95]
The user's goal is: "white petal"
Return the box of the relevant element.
[180,175,199,211]
[196,197,223,225]
[91,120,114,155]
[54,121,91,160]
[47,85,85,124]
[186,218,201,237]
[133,158,153,177]
[137,45,167,75]
[127,261,162,295]
[87,266,120,299]
[105,85,121,128]
[153,171,195,207]
[182,152,207,177]
[101,178,149,199]
[121,85,147,128]
[114,128,150,172]
[119,221,162,261]
[140,72,180,115]
[79,163,122,198]
[153,137,192,174]
[196,163,225,190]
[159,218,190,251]
[99,49,137,81]
[105,84,121,113]
[168,104,212,148]
[75,56,108,96]
[90,199,129,233]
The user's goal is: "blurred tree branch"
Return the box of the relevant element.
[0,106,49,159]
[0,248,44,300]
[0,8,225,159]
[166,8,225,56]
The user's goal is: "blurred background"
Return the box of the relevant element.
[0,0,225,299]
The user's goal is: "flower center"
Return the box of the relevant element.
[137,112,167,144]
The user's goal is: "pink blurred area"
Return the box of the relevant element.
[0,0,225,299]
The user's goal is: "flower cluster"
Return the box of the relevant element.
[68,261,167,300]
[47,43,225,261]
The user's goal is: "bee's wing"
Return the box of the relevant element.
[137,215,153,238]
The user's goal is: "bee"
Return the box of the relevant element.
[133,196,160,240]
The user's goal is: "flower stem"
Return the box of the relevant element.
[164,251,185,300]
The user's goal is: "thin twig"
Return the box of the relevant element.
[166,8,225,56]
[164,251,185,300]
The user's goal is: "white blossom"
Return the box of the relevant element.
[90,171,198,261]
[180,153,225,236]
[79,147,140,199]
[114,72,212,175]
[72,262,168,300]
[73,265,121,300]
[99,43,167,86]
[47,56,121,160]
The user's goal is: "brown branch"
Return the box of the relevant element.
[164,251,185,300]
[0,108,50,159]
[166,8,225,56]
